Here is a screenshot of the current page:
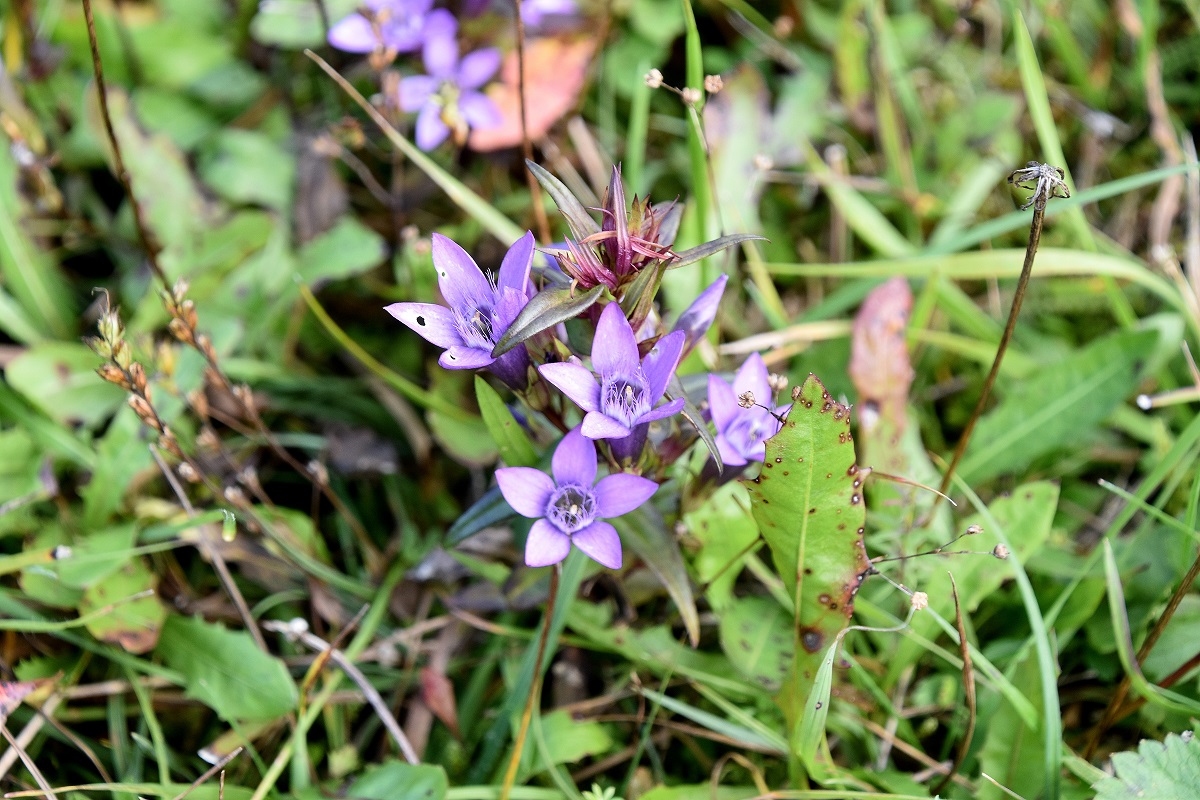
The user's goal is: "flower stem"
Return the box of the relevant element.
[498,565,560,800]
[936,199,1047,501]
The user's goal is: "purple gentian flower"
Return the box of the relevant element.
[707,353,788,467]
[397,16,503,150]
[385,231,534,389]
[672,273,727,355]
[327,0,434,55]
[521,0,578,26]
[539,303,686,461]
[496,428,658,569]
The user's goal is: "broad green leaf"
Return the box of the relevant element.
[638,786,757,800]
[429,411,498,467]
[198,129,295,210]
[491,285,604,358]
[1094,729,1200,800]
[526,160,600,241]
[719,596,793,692]
[684,481,759,611]
[347,760,449,800]
[297,216,387,284]
[79,559,166,654]
[475,376,538,467]
[959,329,1158,484]
[529,710,614,775]
[156,615,297,721]
[975,653,1046,800]
[250,0,358,48]
[612,505,701,647]
[746,373,869,723]
[5,342,125,428]
[56,523,138,589]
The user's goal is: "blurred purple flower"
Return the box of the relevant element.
[672,273,727,354]
[521,0,578,26]
[496,428,657,569]
[539,303,685,460]
[327,0,434,55]
[385,231,534,388]
[707,353,788,467]
[397,14,502,150]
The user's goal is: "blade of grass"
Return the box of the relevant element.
[304,50,524,246]
[624,59,652,197]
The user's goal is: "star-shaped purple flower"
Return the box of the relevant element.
[707,353,788,467]
[327,0,435,55]
[671,273,727,355]
[496,428,658,569]
[397,15,502,150]
[539,303,686,446]
[385,232,534,388]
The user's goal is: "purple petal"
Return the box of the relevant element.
[430,233,494,315]
[538,362,600,412]
[571,520,622,569]
[489,344,531,391]
[498,232,535,296]
[580,411,631,440]
[459,91,503,130]
[707,373,737,429]
[591,303,640,378]
[421,9,459,78]
[641,330,684,402]
[415,104,450,150]
[384,302,461,348]
[593,473,657,517]
[327,15,378,53]
[439,346,494,369]
[550,428,597,487]
[496,466,555,517]
[398,75,438,113]
[735,353,771,408]
[525,518,571,567]
[673,273,727,351]
[457,48,501,90]
[637,396,685,424]
[714,432,749,467]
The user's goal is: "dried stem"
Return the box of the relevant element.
[498,566,560,800]
[932,575,976,795]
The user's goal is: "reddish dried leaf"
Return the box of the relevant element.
[0,680,37,724]
[419,666,460,739]
[468,36,597,152]
[848,277,913,437]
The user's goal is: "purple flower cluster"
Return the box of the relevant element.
[386,167,778,569]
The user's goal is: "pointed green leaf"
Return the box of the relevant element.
[491,285,604,358]
[746,373,869,721]
[667,375,722,474]
[526,160,600,241]
[667,234,767,270]
[612,505,700,647]
[474,376,538,467]
[445,486,514,546]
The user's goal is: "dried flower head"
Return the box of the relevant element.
[768,373,788,394]
[704,74,724,94]
[966,524,983,535]
[992,544,1010,560]
[737,391,756,409]
[911,591,929,611]
[680,87,702,105]
[1008,161,1070,211]
[644,68,664,89]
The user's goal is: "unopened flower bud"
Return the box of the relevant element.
[704,74,724,94]
[738,391,756,409]
[644,68,664,89]
[768,373,788,394]
[911,591,928,611]
[681,87,702,105]
[992,544,1010,560]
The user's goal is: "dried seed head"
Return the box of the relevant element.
[158,431,182,458]
[966,524,983,535]
[768,373,788,394]
[910,591,929,611]
[791,385,803,401]
[177,462,198,482]
[196,426,220,451]
[644,68,664,89]
[680,86,702,105]
[128,362,148,393]
[992,544,1010,560]
[737,391,756,409]
[128,395,161,430]
[704,74,724,94]
[96,363,131,390]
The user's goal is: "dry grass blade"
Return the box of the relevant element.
[932,574,976,795]
[169,747,244,800]
[0,726,52,799]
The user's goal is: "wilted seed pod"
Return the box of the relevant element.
[171,278,189,304]
[168,317,194,345]
[181,300,198,331]
[128,362,148,393]
[158,431,182,458]
[177,461,199,482]
[128,395,161,431]
[96,363,131,390]
[196,334,217,363]
[156,341,177,377]
[233,384,256,414]
[196,426,220,451]
[189,389,209,419]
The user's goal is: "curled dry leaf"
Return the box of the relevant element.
[420,666,461,739]
[848,277,914,438]
[468,35,598,152]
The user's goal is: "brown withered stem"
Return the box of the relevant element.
[936,162,1069,502]
[81,0,168,288]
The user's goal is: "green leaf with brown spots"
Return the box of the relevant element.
[745,373,869,730]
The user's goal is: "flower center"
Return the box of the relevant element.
[456,306,496,350]
[545,484,598,534]
[601,372,651,429]
[726,408,780,459]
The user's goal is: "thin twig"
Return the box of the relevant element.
[936,163,1068,501]
[498,567,560,800]
[80,0,167,288]
[932,575,976,795]
[169,747,244,800]
[514,0,550,245]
